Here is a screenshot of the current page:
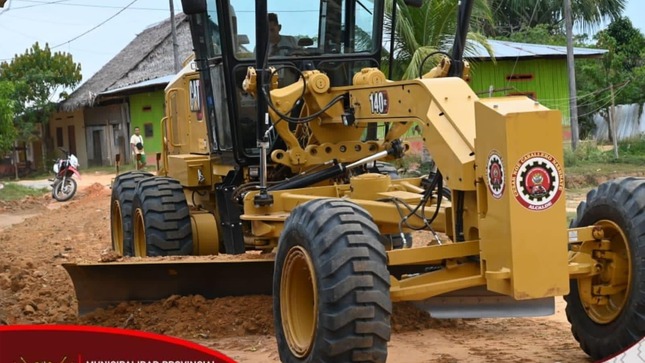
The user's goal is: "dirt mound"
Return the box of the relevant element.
[79,182,110,199]
[0,193,49,213]
[80,295,274,339]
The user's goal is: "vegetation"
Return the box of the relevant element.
[0,42,82,158]
[0,81,16,154]
[576,18,645,140]
[0,183,48,202]
[382,0,492,80]
[564,138,645,167]
[484,0,625,37]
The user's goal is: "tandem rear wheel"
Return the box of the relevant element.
[131,177,193,257]
[110,171,153,256]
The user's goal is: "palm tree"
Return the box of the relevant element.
[486,0,626,37]
[383,0,492,80]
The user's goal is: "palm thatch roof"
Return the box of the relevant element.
[61,13,192,111]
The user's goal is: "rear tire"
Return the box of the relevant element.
[53,178,77,202]
[566,177,645,360]
[274,198,391,363]
[110,171,153,256]
[132,177,193,257]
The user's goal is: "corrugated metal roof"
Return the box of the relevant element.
[466,39,607,60]
[99,74,175,96]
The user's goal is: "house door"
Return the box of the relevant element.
[92,130,103,166]
[68,125,76,155]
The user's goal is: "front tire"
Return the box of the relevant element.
[110,171,152,256]
[274,199,391,363]
[131,177,193,257]
[566,177,645,360]
[53,178,77,202]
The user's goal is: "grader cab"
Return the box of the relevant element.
[64,0,644,361]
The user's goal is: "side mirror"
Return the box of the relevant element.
[237,34,250,45]
[181,0,207,15]
[403,0,423,7]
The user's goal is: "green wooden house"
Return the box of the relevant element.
[467,40,606,139]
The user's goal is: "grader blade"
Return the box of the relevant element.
[63,260,274,315]
[413,286,555,319]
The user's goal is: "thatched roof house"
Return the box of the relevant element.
[61,13,192,111]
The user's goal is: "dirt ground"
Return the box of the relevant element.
[0,171,598,362]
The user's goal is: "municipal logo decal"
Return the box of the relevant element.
[486,151,505,199]
[511,151,564,211]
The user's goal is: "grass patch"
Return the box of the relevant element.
[564,138,645,167]
[0,183,48,202]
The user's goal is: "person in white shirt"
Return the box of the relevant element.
[130,127,147,169]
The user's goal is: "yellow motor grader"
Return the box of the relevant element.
[64,0,644,361]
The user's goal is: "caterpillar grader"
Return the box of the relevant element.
[63,0,644,361]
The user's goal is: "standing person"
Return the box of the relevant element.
[130,127,146,170]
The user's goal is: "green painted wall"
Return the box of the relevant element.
[129,91,164,157]
[469,59,571,125]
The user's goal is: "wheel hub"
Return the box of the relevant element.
[579,220,632,324]
[280,245,318,358]
[133,208,146,257]
[111,200,123,254]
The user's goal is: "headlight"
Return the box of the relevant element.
[53,164,59,173]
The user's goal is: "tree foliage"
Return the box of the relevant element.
[575,17,645,139]
[485,0,625,37]
[0,81,16,154]
[382,0,492,80]
[0,42,82,142]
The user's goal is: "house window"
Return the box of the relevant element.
[144,123,153,138]
[56,127,64,147]
[506,74,534,82]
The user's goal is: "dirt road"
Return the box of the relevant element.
[0,172,592,362]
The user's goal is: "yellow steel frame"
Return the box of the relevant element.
[240,67,621,306]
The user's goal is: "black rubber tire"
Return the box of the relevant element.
[51,180,59,198]
[274,198,392,363]
[566,177,645,360]
[131,177,193,257]
[371,161,400,179]
[110,171,153,256]
[53,178,77,202]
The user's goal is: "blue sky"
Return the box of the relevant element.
[1,0,644,87]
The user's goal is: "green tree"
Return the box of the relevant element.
[0,81,16,154]
[486,0,625,37]
[383,0,492,80]
[575,18,645,139]
[0,42,82,146]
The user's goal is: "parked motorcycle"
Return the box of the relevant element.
[51,147,80,202]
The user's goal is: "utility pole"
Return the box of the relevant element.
[169,0,180,73]
[564,0,579,150]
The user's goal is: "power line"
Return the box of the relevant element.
[10,0,167,11]
[51,0,139,49]
[4,0,69,11]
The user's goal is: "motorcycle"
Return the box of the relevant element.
[50,147,80,202]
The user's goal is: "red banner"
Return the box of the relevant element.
[0,325,235,363]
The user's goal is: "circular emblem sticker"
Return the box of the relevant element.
[486,151,505,199]
[511,151,564,211]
